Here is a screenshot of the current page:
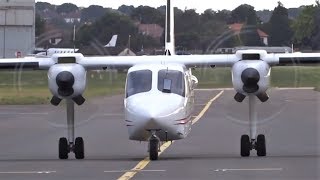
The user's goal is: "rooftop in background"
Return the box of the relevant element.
[229,23,269,37]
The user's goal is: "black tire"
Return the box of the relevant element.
[59,137,69,159]
[149,139,159,161]
[74,137,85,159]
[256,134,266,157]
[241,135,251,157]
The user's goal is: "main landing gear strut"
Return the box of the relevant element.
[59,100,84,159]
[241,95,266,157]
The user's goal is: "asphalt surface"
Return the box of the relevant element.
[0,89,318,180]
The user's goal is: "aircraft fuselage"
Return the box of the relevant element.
[124,64,195,141]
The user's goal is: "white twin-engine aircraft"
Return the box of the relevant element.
[0,0,319,161]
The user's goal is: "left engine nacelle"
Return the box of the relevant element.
[48,64,87,106]
[232,60,270,102]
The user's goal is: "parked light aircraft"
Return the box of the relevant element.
[29,35,118,58]
[0,0,319,160]
[104,35,118,47]
[32,48,79,57]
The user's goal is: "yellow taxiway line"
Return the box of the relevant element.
[118,90,224,180]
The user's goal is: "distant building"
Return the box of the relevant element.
[0,0,35,58]
[215,46,292,54]
[137,23,164,40]
[234,46,292,53]
[64,11,81,24]
[118,48,136,56]
[229,23,269,46]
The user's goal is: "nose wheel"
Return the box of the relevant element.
[148,134,160,161]
[241,134,266,157]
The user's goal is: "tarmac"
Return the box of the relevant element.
[0,89,318,180]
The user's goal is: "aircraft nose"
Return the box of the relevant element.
[126,94,183,130]
[136,106,168,129]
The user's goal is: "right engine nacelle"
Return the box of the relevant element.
[232,60,271,102]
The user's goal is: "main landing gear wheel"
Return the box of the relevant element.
[59,137,69,159]
[58,137,85,159]
[240,134,266,157]
[256,134,266,157]
[74,137,85,159]
[241,135,251,157]
[149,138,159,161]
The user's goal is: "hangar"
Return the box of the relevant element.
[0,0,35,58]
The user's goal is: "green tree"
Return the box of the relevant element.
[230,4,259,25]
[35,13,45,36]
[292,3,320,49]
[175,9,201,50]
[35,2,55,11]
[240,25,263,46]
[81,5,106,23]
[118,5,135,16]
[268,2,293,46]
[199,9,229,51]
[56,3,78,14]
[131,6,164,26]
[77,10,159,51]
[311,2,320,49]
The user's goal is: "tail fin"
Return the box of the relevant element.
[104,35,118,47]
[165,0,175,55]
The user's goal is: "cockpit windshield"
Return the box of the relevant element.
[126,70,152,98]
[158,70,185,97]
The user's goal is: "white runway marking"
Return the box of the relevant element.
[274,87,314,90]
[214,168,283,172]
[0,171,56,174]
[196,87,314,91]
[195,104,206,106]
[0,112,49,115]
[104,170,166,173]
[196,88,233,91]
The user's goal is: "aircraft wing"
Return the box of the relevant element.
[80,51,320,70]
[80,54,239,70]
[0,51,319,71]
[0,57,54,70]
[265,53,320,66]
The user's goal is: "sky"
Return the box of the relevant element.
[36,0,316,12]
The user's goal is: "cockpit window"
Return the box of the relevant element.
[158,70,185,97]
[126,70,152,98]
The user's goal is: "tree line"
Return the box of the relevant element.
[36,1,320,54]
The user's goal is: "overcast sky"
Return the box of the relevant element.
[36,0,315,12]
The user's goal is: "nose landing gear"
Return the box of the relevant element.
[58,100,85,160]
[148,131,160,161]
[240,95,267,157]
